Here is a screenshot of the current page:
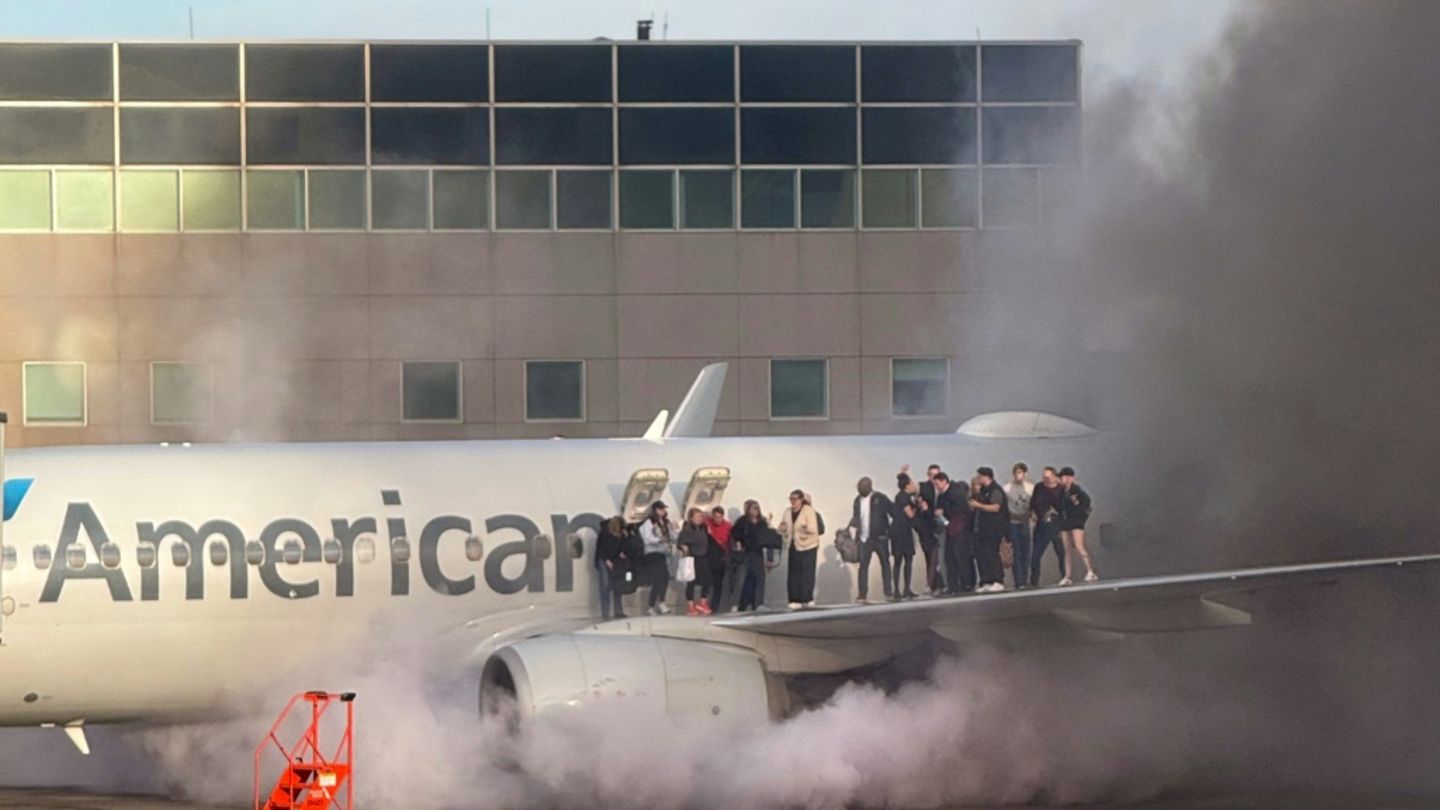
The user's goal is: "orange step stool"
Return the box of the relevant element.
[254,691,355,810]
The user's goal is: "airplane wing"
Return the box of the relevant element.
[710,554,1440,641]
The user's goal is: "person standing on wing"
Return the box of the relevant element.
[639,501,676,615]
[1057,467,1099,585]
[779,489,821,609]
[849,477,893,604]
[1004,463,1035,590]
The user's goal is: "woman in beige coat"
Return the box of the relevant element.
[778,488,821,609]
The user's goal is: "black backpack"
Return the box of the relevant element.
[815,510,826,536]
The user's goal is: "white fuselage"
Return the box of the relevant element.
[0,432,1109,726]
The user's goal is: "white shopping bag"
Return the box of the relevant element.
[676,556,696,583]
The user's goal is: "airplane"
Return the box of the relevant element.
[1,363,1437,756]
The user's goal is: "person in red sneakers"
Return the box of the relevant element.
[678,508,713,615]
[706,505,736,612]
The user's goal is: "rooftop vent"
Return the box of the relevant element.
[637,19,653,40]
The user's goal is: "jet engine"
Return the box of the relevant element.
[479,634,783,725]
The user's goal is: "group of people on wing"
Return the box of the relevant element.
[852,463,1095,602]
[592,463,1096,618]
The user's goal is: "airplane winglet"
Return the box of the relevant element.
[64,722,90,756]
[664,363,728,439]
[642,409,669,441]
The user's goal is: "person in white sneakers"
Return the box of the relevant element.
[639,501,677,614]
[969,467,1009,593]
[1056,467,1098,585]
[1003,463,1036,590]
[778,489,821,609]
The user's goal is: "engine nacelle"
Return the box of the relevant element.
[480,634,781,725]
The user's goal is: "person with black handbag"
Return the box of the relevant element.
[594,516,630,620]
[731,500,773,612]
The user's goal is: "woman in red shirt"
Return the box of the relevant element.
[706,506,736,612]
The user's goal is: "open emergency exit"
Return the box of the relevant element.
[620,469,669,523]
[681,467,731,516]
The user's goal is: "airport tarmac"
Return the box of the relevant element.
[1,792,1437,809]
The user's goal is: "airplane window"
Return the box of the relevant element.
[354,537,376,564]
[99,542,121,569]
[244,540,265,566]
[65,544,87,570]
[464,535,483,562]
[533,534,553,561]
[566,533,584,560]
[321,539,342,565]
[171,543,190,567]
[209,541,228,566]
[33,545,52,570]
[2,545,15,570]
[136,543,157,569]
[281,539,302,565]
[390,537,411,564]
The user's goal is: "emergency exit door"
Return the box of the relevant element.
[620,469,670,523]
[681,467,732,517]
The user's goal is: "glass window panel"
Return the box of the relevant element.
[246,108,365,166]
[121,108,240,165]
[55,170,114,231]
[152,362,213,424]
[619,108,734,165]
[861,45,976,102]
[494,108,612,166]
[0,108,113,164]
[800,169,854,228]
[525,361,585,421]
[495,171,552,230]
[371,108,489,166]
[308,170,367,230]
[770,359,827,419]
[246,170,304,230]
[741,108,856,165]
[741,170,795,229]
[371,171,429,230]
[680,170,733,229]
[0,44,111,101]
[119,44,238,101]
[1041,167,1080,227]
[982,106,1080,165]
[862,169,917,228]
[862,107,976,164]
[402,361,461,422]
[892,358,949,416]
[432,170,488,230]
[120,170,180,232]
[618,45,733,102]
[556,170,611,229]
[740,45,855,102]
[981,45,1080,103]
[245,44,364,102]
[370,44,488,102]
[0,171,51,231]
[982,168,1040,228]
[921,168,979,228]
[182,170,240,231]
[493,45,611,102]
[619,170,674,229]
[24,362,86,425]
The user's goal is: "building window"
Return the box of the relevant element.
[892,358,949,417]
[619,170,674,229]
[983,168,1040,229]
[800,169,855,229]
[432,170,489,230]
[181,170,241,231]
[770,359,827,420]
[308,170,367,230]
[371,170,429,230]
[151,362,213,424]
[741,170,795,229]
[401,361,462,423]
[23,362,86,426]
[55,170,114,231]
[525,360,585,422]
[495,170,552,230]
[119,169,180,232]
[0,170,51,231]
[921,169,979,228]
[247,170,305,230]
[556,170,612,230]
[862,169,917,228]
[680,170,733,229]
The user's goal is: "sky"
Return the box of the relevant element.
[0,0,1241,89]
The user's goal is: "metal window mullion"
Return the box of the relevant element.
[488,44,497,231]
[111,42,120,233]
[364,42,373,232]
[732,43,741,232]
[611,43,620,231]
[976,43,985,230]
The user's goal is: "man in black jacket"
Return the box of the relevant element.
[969,467,1009,593]
[937,473,974,594]
[918,468,950,595]
[849,477,893,603]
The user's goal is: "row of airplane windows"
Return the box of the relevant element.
[16,358,953,428]
[0,166,1074,233]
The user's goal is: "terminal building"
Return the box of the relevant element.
[0,38,1081,448]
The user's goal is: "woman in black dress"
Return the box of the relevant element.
[890,472,919,599]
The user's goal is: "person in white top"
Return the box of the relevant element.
[1003,463,1036,590]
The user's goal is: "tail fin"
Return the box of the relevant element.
[663,363,728,439]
